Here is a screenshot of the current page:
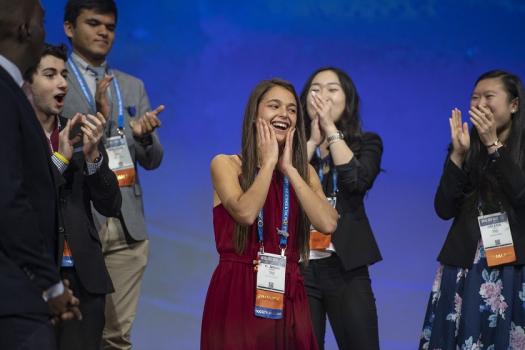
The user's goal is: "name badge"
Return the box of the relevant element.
[106,136,136,187]
[61,240,74,267]
[478,211,516,267]
[254,252,286,319]
[309,196,336,250]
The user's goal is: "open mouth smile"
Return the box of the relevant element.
[271,120,291,131]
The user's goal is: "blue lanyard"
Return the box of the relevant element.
[68,57,125,132]
[257,176,290,255]
[67,58,95,111]
[316,147,338,194]
[112,76,125,131]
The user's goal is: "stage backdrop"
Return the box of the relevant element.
[43,1,525,348]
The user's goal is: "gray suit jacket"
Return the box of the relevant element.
[62,68,163,241]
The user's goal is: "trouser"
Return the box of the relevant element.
[56,267,106,350]
[301,254,379,350]
[100,217,149,350]
[0,313,56,350]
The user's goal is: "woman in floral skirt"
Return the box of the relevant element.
[420,70,525,350]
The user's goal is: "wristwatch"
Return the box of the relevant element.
[327,131,344,145]
[486,139,503,149]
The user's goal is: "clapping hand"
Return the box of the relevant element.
[81,113,106,162]
[130,105,165,138]
[58,114,83,161]
[449,108,470,167]
[95,74,113,119]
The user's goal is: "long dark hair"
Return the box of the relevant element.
[300,67,364,152]
[464,70,525,210]
[234,78,311,261]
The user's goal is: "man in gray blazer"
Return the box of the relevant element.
[60,1,164,349]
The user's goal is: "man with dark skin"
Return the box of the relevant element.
[0,1,81,349]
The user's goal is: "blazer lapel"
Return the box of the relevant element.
[66,63,94,113]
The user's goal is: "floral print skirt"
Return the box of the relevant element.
[420,242,525,350]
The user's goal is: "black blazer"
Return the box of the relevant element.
[436,147,525,268]
[316,132,383,271]
[0,66,61,316]
[55,117,121,294]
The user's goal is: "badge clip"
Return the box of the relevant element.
[276,228,289,238]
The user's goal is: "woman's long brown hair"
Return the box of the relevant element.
[234,78,311,261]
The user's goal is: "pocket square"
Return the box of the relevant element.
[127,105,137,117]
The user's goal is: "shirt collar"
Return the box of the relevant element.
[71,51,108,72]
[0,55,24,87]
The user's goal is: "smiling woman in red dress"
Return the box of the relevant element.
[201,78,338,350]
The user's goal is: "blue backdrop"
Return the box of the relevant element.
[42,0,525,348]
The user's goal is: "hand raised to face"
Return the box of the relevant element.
[310,91,337,135]
[256,118,278,169]
[278,127,296,176]
[308,115,323,146]
[468,105,498,146]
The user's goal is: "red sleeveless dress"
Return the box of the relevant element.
[201,172,318,349]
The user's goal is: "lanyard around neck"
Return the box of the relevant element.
[68,57,125,133]
[257,176,290,256]
[316,147,338,194]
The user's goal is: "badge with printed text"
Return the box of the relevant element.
[255,252,286,319]
[309,196,336,250]
[478,212,516,267]
[106,135,136,187]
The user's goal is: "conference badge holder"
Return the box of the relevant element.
[478,211,516,267]
[106,135,136,187]
[254,176,290,320]
[309,196,336,250]
[255,251,286,319]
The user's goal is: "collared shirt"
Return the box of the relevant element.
[70,52,108,97]
[0,54,24,87]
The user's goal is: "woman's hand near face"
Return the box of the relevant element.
[256,119,278,169]
[310,92,338,135]
[449,108,470,167]
[308,116,323,146]
[278,128,296,176]
[469,105,498,146]
[306,116,322,161]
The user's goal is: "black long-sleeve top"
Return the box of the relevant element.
[436,146,525,268]
[317,132,383,271]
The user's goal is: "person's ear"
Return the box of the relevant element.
[64,21,74,40]
[511,97,519,114]
[17,22,31,43]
